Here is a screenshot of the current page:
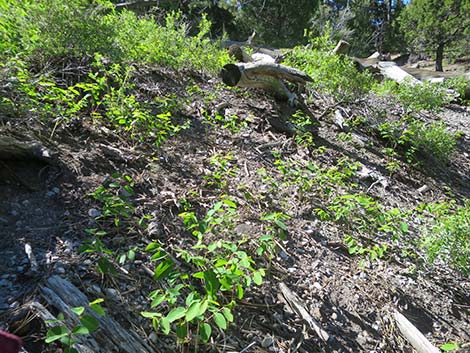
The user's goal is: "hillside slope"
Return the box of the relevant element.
[1,62,469,353]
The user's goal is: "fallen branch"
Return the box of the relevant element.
[393,310,440,353]
[278,282,329,342]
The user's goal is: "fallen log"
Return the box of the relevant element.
[393,310,440,353]
[41,275,154,353]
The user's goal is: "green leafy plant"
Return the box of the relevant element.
[204,153,239,188]
[142,198,267,346]
[374,79,453,112]
[439,342,461,351]
[285,33,374,101]
[45,299,105,353]
[418,201,470,275]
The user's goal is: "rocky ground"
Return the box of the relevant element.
[0,65,469,353]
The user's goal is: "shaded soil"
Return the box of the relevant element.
[0,64,469,353]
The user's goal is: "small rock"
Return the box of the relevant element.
[9,301,19,309]
[149,332,158,344]
[331,312,338,320]
[287,267,296,273]
[313,282,322,290]
[261,336,274,348]
[88,208,102,218]
[16,266,24,273]
[104,288,119,301]
[83,259,93,266]
[55,267,66,275]
[52,187,60,194]
[279,250,289,260]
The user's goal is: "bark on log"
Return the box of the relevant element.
[393,310,440,353]
[0,135,52,161]
[41,276,153,353]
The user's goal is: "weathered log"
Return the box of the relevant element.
[377,61,422,85]
[0,135,52,161]
[221,62,312,104]
[41,275,153,353]
[393,310,440,353]
[278,282,329,342]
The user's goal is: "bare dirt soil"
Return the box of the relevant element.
[0,65,469,353]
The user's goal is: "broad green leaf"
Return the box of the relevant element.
[71,306,85,316]
[198,299,209,316]
[222,307,234,322]
[89,298,104,305]
[80,314,100,333]
[60,335,77,346]
[204,270,220,297]
[186,301,201,322]
[253,271,263,285]
[45,326,68,343]
[400,222,408,234]
[440,342,460,351]
[213,312,227,330]
[175,322,187,340]
[160,317,170,335]
[141,311,161,318]
[192,271,205,279]
[151,293,166,308]
[72,325,90,335]
[167,307,186,323]
[236,284,244,300]
[90,303,106,317]
[57,313,65,320]
[200,323,212,342]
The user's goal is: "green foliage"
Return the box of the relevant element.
[374,79,453,112]
[81,174,149,274]
[317,193,408,261]
[0,1,229,72]
[408,120,456,164]
[440,342,461,351]
[45,299,105,353]
[418,201,470,275]
[142,198,270,345]
[204,153,239,189]
[399,0,470,71]
[285,35,374,101]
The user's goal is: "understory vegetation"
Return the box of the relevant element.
[1,0,469,352]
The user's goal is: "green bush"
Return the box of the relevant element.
[409,120,456,164]
[0,0,229,73]
[374,79,453,112]
[420,201,470,275]
[285,35,374,101]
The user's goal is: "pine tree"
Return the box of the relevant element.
[399,0,470,71]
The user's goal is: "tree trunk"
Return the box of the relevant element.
[435,43,444,72]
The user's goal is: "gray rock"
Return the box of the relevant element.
[88,208,102,218]
[261,336,274,348]
[104,288,119,301]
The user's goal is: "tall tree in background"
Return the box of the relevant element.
[311,0,405,56]
[399,0,470,71]
[236,0,320,47]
